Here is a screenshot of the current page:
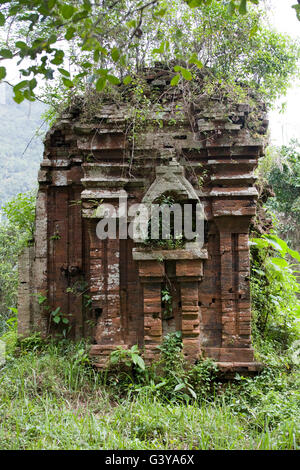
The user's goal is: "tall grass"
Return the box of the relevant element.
[0,337,299,450]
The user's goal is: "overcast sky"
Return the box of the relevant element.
[267,0,300,146]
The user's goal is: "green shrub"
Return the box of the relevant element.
[188,358,219,400]
[250,233,300,354]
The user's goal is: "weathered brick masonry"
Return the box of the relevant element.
[18,69,268,372]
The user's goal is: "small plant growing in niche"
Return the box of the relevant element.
[145,192,185,250]
[36,293,47,305]
[109,344,145,371]
[161,287,173,320]
[51,307,69,326]
[50,230,61,241]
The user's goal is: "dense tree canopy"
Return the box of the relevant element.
[267,141,300,228]
[0,0,299,106]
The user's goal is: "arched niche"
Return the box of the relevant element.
[132,158,206,255]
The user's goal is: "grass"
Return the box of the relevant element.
[0,337,299,450]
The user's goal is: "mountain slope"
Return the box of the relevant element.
[0,83,46,208]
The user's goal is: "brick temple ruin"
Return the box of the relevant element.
[18,69,268,372]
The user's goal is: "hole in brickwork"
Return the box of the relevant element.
[152,313,159,319]
[166,260,176,278]
[204,220,209,244]
[94,308,102,319]
[173,135,187,140]
[212,298,216,303]
[198,301,202,306]
[178,301,182,307]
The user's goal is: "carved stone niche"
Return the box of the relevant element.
[131,158,208,363]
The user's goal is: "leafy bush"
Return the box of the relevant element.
[2,191,36,240]
[250,233,300,354]
[0,315,18,357]
[188,358,219,400]
[267,141,300,228]
[0,191,36,334]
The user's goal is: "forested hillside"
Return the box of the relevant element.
[0,83,45,208]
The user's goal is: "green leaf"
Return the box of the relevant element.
[189,53,203,69]
[65,26,76,40]
[109,353,119,364]
[72,11,88,23]
[81,62,92,69]
[62,77,74,88]
[239,0,247,15]
[292,4,300,22]
[15,41,27,49]
[53,316,61,324]
[62,317,69,324]
[111,47,120,63]
[47,0,56,10]
[270,258,289,269]
[174,65,192,81]
[126,19,136,28]
[61,4,75,19]
[81,37,97,52]
[249,25,258,38]
[29,78,37,90]
[174,383,185,392]
[37,294,47,305]
[83,0,92,11]
[58,68,70,77]
[94,47,107,62]
[51,307,61,316]
[0,48,13,59]
[48,34,58,44]
[287,247,300,263]
[188,387,197,399]
[13,80,28,92]
[51,50,64,65]
[174,29,183,40]
[23,88,34,101]
[13,90,24,103]
[152,40,169,55]
[252,268,265,276]
[154,7,167,17]
[95,68,108,76]
[123,75,132,85]
[8,307,18,314]
[0,12,5,26]
[250,238,268,249]
[264,235,287,254]
[96,77,107,91]
[185,0,204,8]
[132,354,145,370]
[227,1,236,16]
[107,74,120,85]
[181,68,192,80]
[0,66,6,80]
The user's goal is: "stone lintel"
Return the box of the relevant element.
[132,247,208,261]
